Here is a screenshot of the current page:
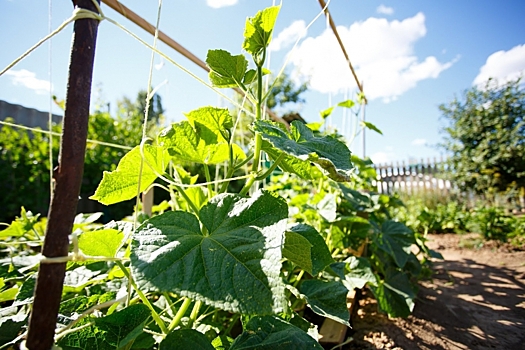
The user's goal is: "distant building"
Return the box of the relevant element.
[0,100,62,129]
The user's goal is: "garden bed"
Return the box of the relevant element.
[344,233,525,350]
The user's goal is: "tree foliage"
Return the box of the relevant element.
[440,78,525,196]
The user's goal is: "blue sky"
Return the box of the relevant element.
[1,0,525,164]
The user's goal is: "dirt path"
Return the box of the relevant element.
[345,234,525,350]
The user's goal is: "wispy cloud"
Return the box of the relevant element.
[206,0,238,9]
[269,20,307,52]
[4,69,52,95]
[376,5,394,15]
[411,138,427,146]
[473,43,525,86]
[288,13,455,102]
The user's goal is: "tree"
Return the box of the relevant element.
[440,78,525,199]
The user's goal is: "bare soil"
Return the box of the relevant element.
[343,233,525,350]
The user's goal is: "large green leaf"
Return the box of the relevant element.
[90,145,170,205]
[230,315,323,349]
[158,120,231,165]
[330,256,377,291]
[254,120,353,182]
[94,304,151,348]
[207,50,248,88]
[283,224,333,275]
[300,280,350,327]
[160,329,215,350]
[78,229,124,258]
[374,221,415,269]
[131,190,288,315]
[242,6,281,58]
[370,269,416,318]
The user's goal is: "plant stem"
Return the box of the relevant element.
[203,164,213,200]
[239,173,256,197]
[116,261,169,335]
[173,184,200,214]
[188,300,202,328]
[256,153,285,181]
[168,297,192,331]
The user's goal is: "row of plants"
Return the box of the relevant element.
[395,192,525,246]
[1,6,440,349]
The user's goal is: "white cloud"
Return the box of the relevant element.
[4,69,52,95]
[269,20,307,52]
[370,151,396,164]
[473,44,525,86]
[411,138,427,146]
[206,0,238,9]
[376,5,394,15]
[289,13,455,102]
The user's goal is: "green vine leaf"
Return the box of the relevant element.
[254,120,353,181]
[78,229,124,258]
[330,256,377,291]
[360,120,383,135]
[283,224,334,275]
[374,221,415,269]
[370,269,416,318]
[207,50,248,89]
[130,190,288,315]
[230,315,323,349]
[242,6,281,58]
[90,145,170,205]
[160,329,215,349]
[300,280,350,327]
[94,304,151,348]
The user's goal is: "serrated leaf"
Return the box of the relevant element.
[254,120,353,181]
[337,99,355,108]
[13,275,35,306]
[91,145,170,205]
[330,256,377,291]
[160,329,214,350]
[159,121,230,164]
[360,121,383,135]
[230,315,323,349]
[300,280,350,327]
[284,224,333,275]
[0,318,26,347]
[94,304,151,348]
[242,6,281,58]
[185,106,233,141]
[207,50,248,88]
[78,229,124,258]
[0,221,26,238]
[370,269,416,318]
[374,221,414,269]
[131,190,287,315]
[338,185,377,212]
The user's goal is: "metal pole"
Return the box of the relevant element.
[26,1,100,348]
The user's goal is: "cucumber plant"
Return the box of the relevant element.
[0,5,439,349]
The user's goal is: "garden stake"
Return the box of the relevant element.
[25,1,100,348]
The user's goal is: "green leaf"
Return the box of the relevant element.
[160,329,215,350]
[337,100,355,108]
[207,50,248,89]
[316,193,337,222]
[360,121,383,135]
[284,224,333,275]
[242,6,281,58]
[186,106,233,141]
[0,221,26,238]
[90,145,170,205]
[320,107,334,119]
[211,335,234,350]
[330,256,377,291]
[230,315,323,349]
[254,120,353,182]
[338,185,377,212]
[0,318,26,346]
[374,221,415,269]
[13,275,35,306]
[78,229,124,258]
[131,190,288,315]
[370,269,416,318]
[94,304,151,348]
[159,121,230,164]
[300,280,350,327]
[0,286,18,303]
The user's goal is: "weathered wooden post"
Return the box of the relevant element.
[26,1,100,348]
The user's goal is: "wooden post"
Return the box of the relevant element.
[26,1,100,348]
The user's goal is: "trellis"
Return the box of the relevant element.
[0,1,367,348]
